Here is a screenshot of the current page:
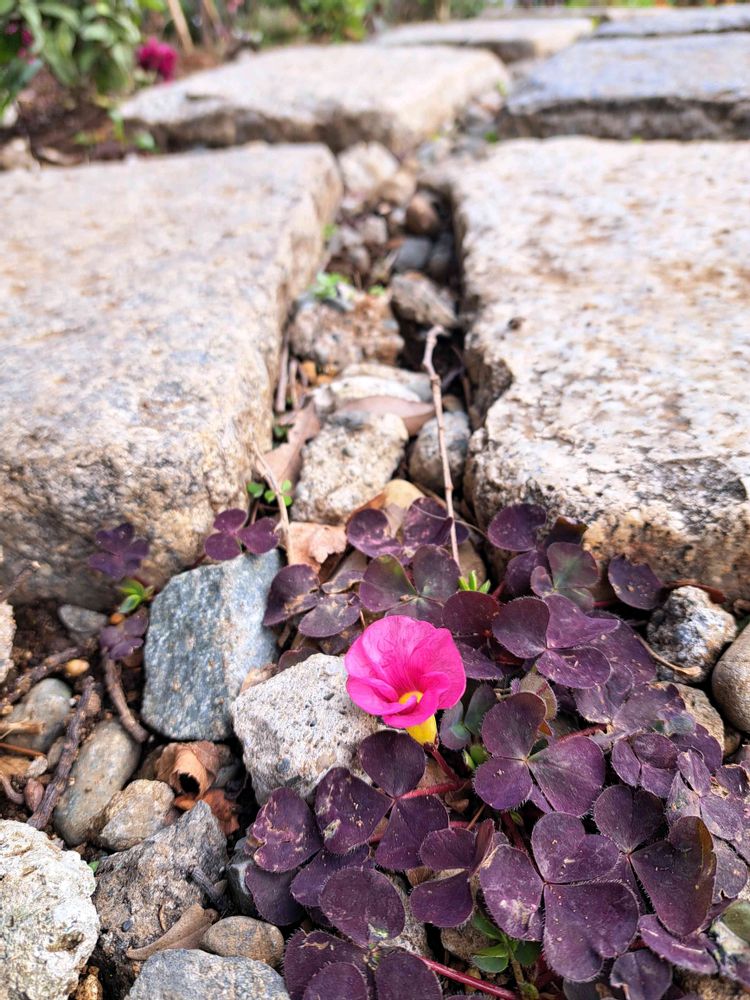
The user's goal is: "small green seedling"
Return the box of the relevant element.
[458,570,491,594]
[247,479,293,508]
[117,578,154,614]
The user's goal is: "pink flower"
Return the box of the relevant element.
[137,38,178,82]
[345,617,465,737]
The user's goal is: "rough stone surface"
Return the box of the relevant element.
[390,272,457,328]
[379,16,591,62]
[5,678,72,752]
[500,34,750,139]
[231,653,381,803]
[293,414,408,524]
[54,718,140,845]
[596,5,750,38]
[334,363,432,403]
[712,627,750,733]
[126,950,289,1000]
[430,139,750,599]
[647,587,736,684]
[58,604,108,642]
[0,144,340,606]
[93,803,228,996]
[121,45,506,155]
[0,600,14,683]
[93,779,177,851]
[338,142,400,210]
[409,411,471,493]
[0,820,99,1000]
[200,916,284,967]
[289,294,403,370]
[142,552,280,740]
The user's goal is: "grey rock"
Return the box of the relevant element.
[338,142,400,210]
[125,950,289,1000]
[54,718,140,845]
[380,168,418,206]
[337,363,433,403]
[0,144,339,607]
[142,552,280,740]
[390,272,456,328]
[201,916,284,967]
[94,803,228,996]
[426,231,455,283]
[647,587,736,684]
[501,35,750,140]
[5,678,72,752]
[231,653,381,803]
[293,415,408,524]
[121,45,506,156]
[712,628,750,733]
[0,600,14,684]
[289,294,402,370]
[93,779,177,851]
[226,838,256,916]
[58,603,108,641]
[428,139,750,599]
[0,820,99,1000]
[378,16,591,62]
[409,411,471,493]
[596,5,750,38]
[393,236,433,273]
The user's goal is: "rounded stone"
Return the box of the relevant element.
[5,678,72,752]
[712,628,750,733]
[0,820,99,1000]
[409,410,471,493]
[53,718,141,846]
[58,604,108,641]
[93,779,176,852]
[405,192,441,237]
[201,916,284,967]
[647,586,736,684]
[125,949,289,1000]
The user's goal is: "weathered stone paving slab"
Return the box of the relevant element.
[595,4,750,38]
[430,139,750,598]
[0,144,340,605]
[377,16,592,62]
[121,45,506,155]
[501,34,750,140]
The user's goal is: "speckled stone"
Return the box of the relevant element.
[429,139,750,599]
[0,144,340,606]
[142,552,281,740]
[126,950,289,1000]
[53,719,140,845]
[0,600,14,683]
[93,779,177,851]
[4,678,72,752]
[409,411,471,493]
[121,45,506,155]
[231,653,381,804]
[712,627,750,733]
[647,587,736,684]
[200,916,284,967]
[378,16,591,62]
[500,34,750,139]
[595,5,750,38]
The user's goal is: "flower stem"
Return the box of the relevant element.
[419,957,520,999]
[428,743,461,781]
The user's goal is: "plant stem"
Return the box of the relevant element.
[429,743,461,782]
[103,657,149,743]
[419,957,520,1000]
[400,779,468,800]
[422,326,459,565]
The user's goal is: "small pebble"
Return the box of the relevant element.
[65,658,90,678]
[712,627,750,733]
[647,586,736,684]
[5,678,72,752]
[201,916,284,967]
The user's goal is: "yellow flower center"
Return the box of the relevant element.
[399,690,437,747]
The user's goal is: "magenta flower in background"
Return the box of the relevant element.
[137,37,178,82]
[345,616,465,744]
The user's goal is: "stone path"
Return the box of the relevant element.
[429,137,750,598]
[121,44,506,155]
[0,144,339,605]
[595,3,750,37]
[501,33,750,139]
[376,15,592,62]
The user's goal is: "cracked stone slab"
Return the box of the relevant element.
[121,45,506,155]
[377,16,592,62]
[0,144,340,606]
[429,138,750,599]
[595,4,750,38]
[500,34,750,140]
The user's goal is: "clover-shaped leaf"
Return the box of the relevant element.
[609,950,672,1000]
[488,503,547,551]
[284,929,369,1000]
[667,751,745,842]
[205,509,279,561]
[375,950,443,1000]
[89,522,149,581]
[303,962,369,1000]
[410,820,496,927]
[291,845,371,909]
[100,607,148,660]
[251,788,322,873]
[359,546,459,626]
[320,868,405,948]
[608,556,664,610]
[531,542,599,610]
[637,915,717,975]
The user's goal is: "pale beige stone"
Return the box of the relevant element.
[429,139,750,599]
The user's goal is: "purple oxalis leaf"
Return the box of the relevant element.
[411,822,496,928]
[402,497,468,553]
[303,962,369,1000]
[320,868,404,947]
[252,788,322,873]
[359,556,416,613]
[612,732,680,798]
[205,510,278,560]
[488,503,547,551]
[492,598,549,658]
[314,767,389,854]
[375,795,448,871]
[244,862,304,926]
[531,813,619,885]
[545,594,618,649]
[298,593,361,639]
[608,556,664,610]
[609,950,672,1000]
[528,735,606,816]
[347,508,403,559]
[480,843,544,941]
[291,845,371,908]
[284,929,369,1000]
[532,542,599,609]
[359,730,426,798]
[99,607,148,660]
[89,522,149,580]
[264,564,320,626]
[593,785,664,853]
[442,591,500,644]
[637,916,717,975]
[375,950,443,1000]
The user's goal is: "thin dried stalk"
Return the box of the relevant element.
[27,677,98,830]
[251,442,294,564]
[422,326,459,564]
[1,646,84,709]
[275,330,290,413]
[103,657,149,743]
[166,0,194,52]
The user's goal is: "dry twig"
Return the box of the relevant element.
[27,677,98,830]
[422,326,459,565]
[1,646,85,709]
[103,657,149,743]
[251,442,295,563]
[165,0,194,52]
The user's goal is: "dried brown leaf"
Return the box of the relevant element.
[263,401,321,486]
[125,904,218,960]
[201,788,241,836]
[155,741,221,798]
[288,522,348,572]
[336,395,435,436]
